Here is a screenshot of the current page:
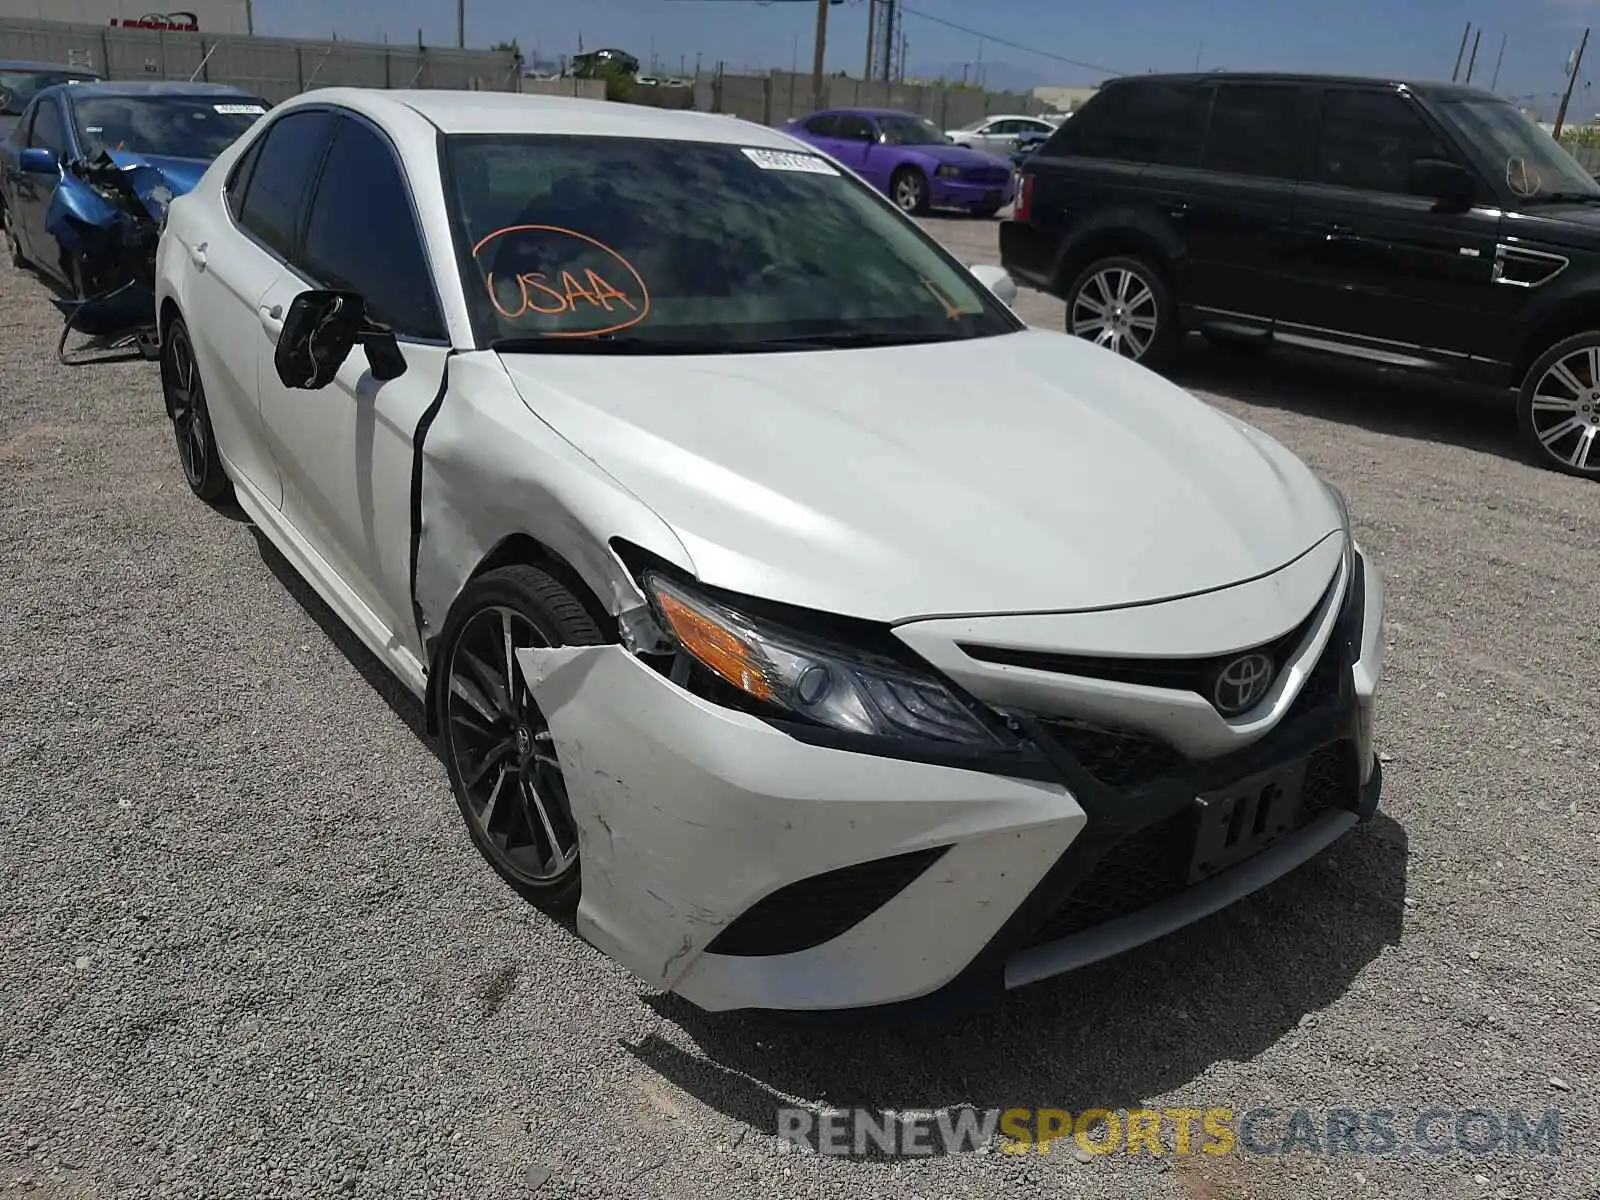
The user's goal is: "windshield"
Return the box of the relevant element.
[445,134,1018,353]
[70,95,267,160]
[1433,98,1599,201]
[877,115,950,146]
[0,70,97,116]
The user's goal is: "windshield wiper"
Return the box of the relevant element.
[490,329,984,355]
[1522,190,1600,205]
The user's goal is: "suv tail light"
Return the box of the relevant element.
[1015,173,1035,221]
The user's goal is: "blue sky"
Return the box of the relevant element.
[255,0,1586,115]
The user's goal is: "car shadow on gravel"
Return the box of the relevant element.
[625,812,1407,1148]
[1170,339,1525,464]
[248,527,434,748]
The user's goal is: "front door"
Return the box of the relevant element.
[181,106,339,506]
[1276,86,1512,369]
[829,113,882,184]
[254,113,452,655]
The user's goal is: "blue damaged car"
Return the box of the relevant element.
[0,81,268,303]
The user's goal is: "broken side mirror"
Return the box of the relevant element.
[19,147,59,174]
[274,290,408,390]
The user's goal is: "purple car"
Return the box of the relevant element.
[784,108,1016,217]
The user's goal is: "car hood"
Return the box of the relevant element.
[499,329,1343,623]
[115,152,209,196]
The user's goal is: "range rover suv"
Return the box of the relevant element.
[1001,72,1600,479]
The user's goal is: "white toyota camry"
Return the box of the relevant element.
[153,88,1385,1014]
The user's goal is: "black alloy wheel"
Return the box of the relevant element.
[160,317,232,502]
[434,565,606,914]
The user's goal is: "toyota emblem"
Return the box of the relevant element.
[1212,652,1275,716]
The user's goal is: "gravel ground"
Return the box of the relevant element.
[2,215,1598,1200]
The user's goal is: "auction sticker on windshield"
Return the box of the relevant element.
[741,148,839,175]
[214,103,267,115]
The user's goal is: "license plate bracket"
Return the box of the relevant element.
[1187,760,1309,884]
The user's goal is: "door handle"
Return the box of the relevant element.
[1165,201,1189,219]
[258,302,283,337]
[188,240,207,269]
[1323,223,1354,241]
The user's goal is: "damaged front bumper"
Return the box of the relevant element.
[45,149,176,336]
[519,542,1384,1014]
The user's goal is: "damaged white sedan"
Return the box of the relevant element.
[154,88,1385,1014]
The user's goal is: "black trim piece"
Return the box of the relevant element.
[706,846,952,957]
[766,710,1059,783]
[408,352,456,648]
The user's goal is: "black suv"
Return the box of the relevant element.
[1001,73,1600,479]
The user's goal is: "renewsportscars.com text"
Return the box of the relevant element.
[776,1106,1564,1158]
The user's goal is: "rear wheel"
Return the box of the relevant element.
[433,565,606,915]
[1064,254,1179,370]
[1517,332,1600,479]
[160,317,233,502]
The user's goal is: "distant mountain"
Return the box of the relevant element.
[911,61,1051,95]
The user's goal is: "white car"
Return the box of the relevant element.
[947,113,1056,153]
[154,88,1385,1014]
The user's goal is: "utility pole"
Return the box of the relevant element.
[456,0,464,48]
[1464,29,1481,83]
[880,0,896,83]
[864,0,877,81]
[1490,34,1507,92]
[810,0,829,113]
[1555,27,1589,137]
[1452,21,1471,82]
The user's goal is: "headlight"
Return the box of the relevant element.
[644,572,1002,746]
[935,164,963,179]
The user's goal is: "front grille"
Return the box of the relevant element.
[1026,740,1359,946]
[968,167,1011,183]
[1037,719,1186,788]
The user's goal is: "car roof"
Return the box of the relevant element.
[821,107,925,119]
[285,87,800,147]
[1103,71,1501,102]
[0,60,102,74]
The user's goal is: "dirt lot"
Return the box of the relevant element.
[1,214,1598,1200]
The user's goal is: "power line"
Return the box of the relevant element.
[894,3,1125,77]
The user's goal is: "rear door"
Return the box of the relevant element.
[1276,85,1508,368]
[1139,81,1309,332]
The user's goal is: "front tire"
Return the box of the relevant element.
[1518,332,1600,479]
[433,565,606,915]
[1064,254,1179,370]
[160,317,233,503]
[890,166,929,215]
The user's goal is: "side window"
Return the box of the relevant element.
[835,115,876,142]
[236,109,335,259]
[1043,83,1210,167]
[29,101,64,153]
[804,114,838,137]
[1042,86,1136,158]
[1313,89,1455,195]
[224,136,263,221]
[1200,84,1304,180]
[299,116,443,340]
[991,120,1023,136]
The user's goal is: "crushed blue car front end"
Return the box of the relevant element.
[44,149,191,336]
